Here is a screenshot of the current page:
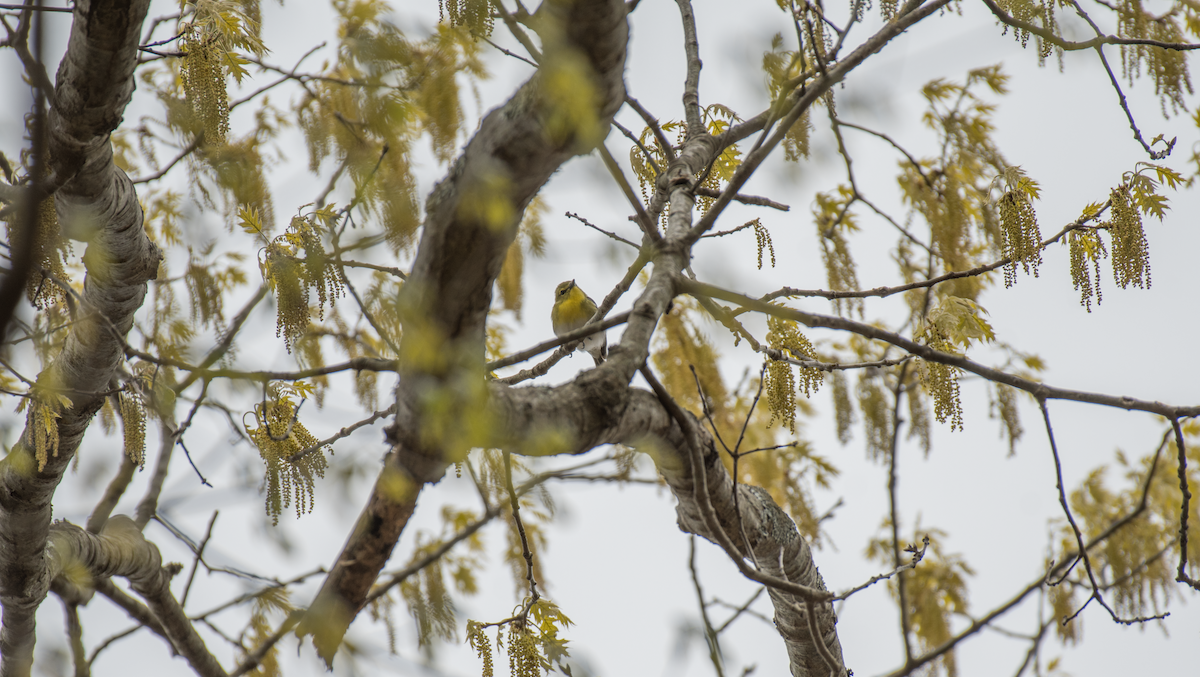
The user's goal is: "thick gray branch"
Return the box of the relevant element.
[48,518,227,677]
[0,1,158,674]
[299,0,630,663]
[489,381,845,677]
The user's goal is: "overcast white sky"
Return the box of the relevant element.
[3,1,1199,676]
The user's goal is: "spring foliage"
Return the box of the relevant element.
[3,0,1200,676]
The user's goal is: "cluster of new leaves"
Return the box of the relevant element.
[465,600,573,677]
[628,120,677,218]
[242,587,294,677]
[899,67,1014,299]
[244,382,330,524]
[812,185,862,315]
[696,105,745,212]
[256,207,345,352]
[122,5,277,228]
[867,528,974,677]
[297,3,484,250]
[1067,162,1179,309]
[629,107,746,222]
[996,166,1043,287]
[179,0,267,144]
[761,32,812,162]
[1050,428,1200,639]
[496,197,548,320]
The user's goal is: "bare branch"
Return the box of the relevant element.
[565,211,639,248]
[681,278,1200,420]
[1170,418,1200,590]
[625,94,675,161]
[674,0,704,134]
[688,536,727,677]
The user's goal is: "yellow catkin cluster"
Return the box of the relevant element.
[119,390,146,469]
[1117,5,1192,114]
[403,561,456,649]
[880,0,898,21]
[186,260,223,327]
[994,0,1060,62]
[991,384,1023,456]
[812,187,862,315]
[247,396,329,525]
[763,317,824,433]
[507,625,540,677]
[295,217,342,311]
[764,358,797,433]
[997,190,1042,287]
[180,35,230,144]
[753,218,776,269]
[439,0,494,36]
[26,396,62,471]
[768,317,823,396]
[830,370,854,444]
[1107,185,1151,289]
[856,374,891,461]
[783,111,812,162]
[266,245,308,352]
[3,196,70,309]
[1068,229,1106,312]
[906,382,932,455]
[918,330,964,432]
[466,621,495,677]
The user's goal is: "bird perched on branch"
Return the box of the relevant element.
[551,279,607,366]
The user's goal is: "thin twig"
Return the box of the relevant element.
[888,362,915,663]
[713,587,768,633]
[288,404,395,463]
[681,278,1200,421]
[674,0,704,134]
[1169,418,1199,590]
[688,536,726,677]
[487,311,632,372]
[504,449,540,615]
[180,511,219,609]
[625,95,675,161]
[596,143,659,242]
[565,211,638,248]
[1041,400,1165,625]
[833,535,928,602]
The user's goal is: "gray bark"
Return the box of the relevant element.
[0,1,158,674]
[297,0,632,661]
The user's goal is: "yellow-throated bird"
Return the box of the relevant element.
[551,280,606,366]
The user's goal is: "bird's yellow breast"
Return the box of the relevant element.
[552,285,593,334]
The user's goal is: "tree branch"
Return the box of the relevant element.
[0,2,160,672]
[681,278,1200,420]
